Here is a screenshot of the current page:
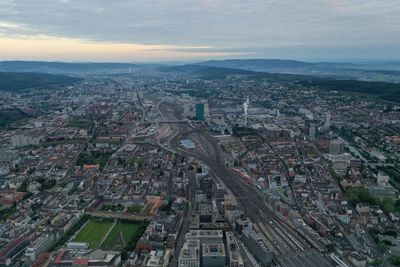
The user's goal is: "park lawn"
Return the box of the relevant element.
[127,204,144,213]
[73,220,113,248]
[100,222,146,251]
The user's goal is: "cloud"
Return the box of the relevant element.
[0,36,252,61]
[0,0,399,60]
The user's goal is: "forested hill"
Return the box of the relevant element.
[0,72,81,91]
[298,79,400,103]
[161,64,400,103]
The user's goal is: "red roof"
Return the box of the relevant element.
[54,250,66,264]
[73,258,89,266]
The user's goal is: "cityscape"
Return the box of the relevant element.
[0,62,400,267]
[1,1,400,267]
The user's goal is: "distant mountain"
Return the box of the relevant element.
[193,59,400,82]
[194,59,313,70]
[3,60,400,81]
[159,64,258,76]
[0,61,160,75]
[0,72,81,91]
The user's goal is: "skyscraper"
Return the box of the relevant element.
[196,103,205,121]
[325,111,331,128]
[309,122,316,139]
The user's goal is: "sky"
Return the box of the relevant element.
[0,0,399,62]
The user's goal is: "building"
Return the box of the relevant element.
[24,235,54,262]
[181,139,196,149]
[145,250,169,267]
[329,140,345,154]
[11,134,42,148]
[241,227,272,267]
[226,232,244,267]
[309,122,316,139]
[178,240,200,267]
[0,238,28,266]
[377,172,389,187]
[324,111,331,128]
[53,249,121,266]
[66,242,89,250]
[202,243,226,267]
[331,154,351,176]
[348,252,367,267]
[185,230,223,245]
[196,103,205,121]
[369,186,398,200]
[204,103,210,118]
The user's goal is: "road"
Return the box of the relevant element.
[169,172,196,267]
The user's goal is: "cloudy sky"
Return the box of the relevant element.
[0,0,399,61]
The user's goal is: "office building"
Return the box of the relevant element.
[309,122,316,139]
[196,103,205,121]
[325,111,331,128]
[185,230,223,245]
[202,243,226,267]
[178,240,200,267]
[329,140,345,154]
[226,232,244,267]
[241,227,272,267]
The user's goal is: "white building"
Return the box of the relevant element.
[25,235,53,262]
[309,122,316,139]
[377,172,390,187]
[185,230,223,245]
[11,134,42,148]
[325,111,331,128]
[178,240,200,267]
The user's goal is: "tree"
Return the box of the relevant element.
[121,250,128,260]
[377,241,387,253]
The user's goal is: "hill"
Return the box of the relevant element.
[193,59,400,82]
[161,64,400,103]
[0,61,159,75]
[0,108,31,128]
[0,72,81,91]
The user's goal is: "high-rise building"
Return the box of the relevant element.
[202,243,226,267]
[309,122,316,139]
[196,103,205,121]
[329,140,345,154]
[325,111,331,128]
[204,103,210,118]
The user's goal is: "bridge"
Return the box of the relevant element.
[135,120,200,125]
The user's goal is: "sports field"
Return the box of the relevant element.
[73,219,114,248]
[100,221,147,251]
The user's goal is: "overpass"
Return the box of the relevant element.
[135,120,196,125]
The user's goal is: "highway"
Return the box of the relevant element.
[155,101,333,267]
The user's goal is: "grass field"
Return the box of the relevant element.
[73,219,114,248]
[100,221,146,251]
[127,204,144,213]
